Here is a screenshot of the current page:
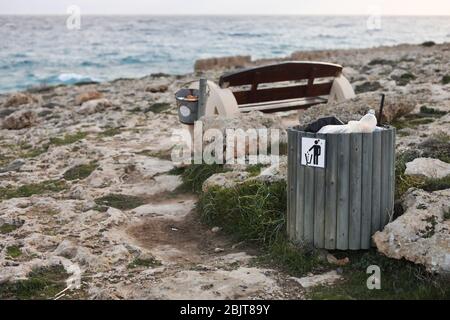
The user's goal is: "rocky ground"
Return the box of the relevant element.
[0,42,449,299]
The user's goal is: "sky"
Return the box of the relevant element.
[1,0,450,15]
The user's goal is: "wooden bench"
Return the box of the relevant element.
[218,61,353,113]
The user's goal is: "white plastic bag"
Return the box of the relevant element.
[318,110,378,134]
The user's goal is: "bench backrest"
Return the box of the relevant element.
[218,61,343,105]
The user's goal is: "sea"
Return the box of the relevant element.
[1,15,449,93]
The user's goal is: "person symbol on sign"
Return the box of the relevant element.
[308,140,321,165]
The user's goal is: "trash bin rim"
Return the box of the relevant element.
[287,124,395,135]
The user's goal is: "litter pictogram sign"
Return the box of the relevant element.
[301,137,326,168]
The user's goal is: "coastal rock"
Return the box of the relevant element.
[290,271,343,289]
[146,85,168,93]
[194,55,252,72]
[78,98,112,115]
[2,110,38,129]
[405,158,450,179]
[75,91,104,105]
[256,156,288,183]
[0,159,25,173]
[373,188,450,274]
[2,93,41,108]
[202,171,250,192]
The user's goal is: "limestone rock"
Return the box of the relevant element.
[290,271,343,288]
[2,110,38,129]
[78,99,112,115]
[202,171,250,192]
[194,55,251,72]
[75,91,104,105]
[0,159,25,173]
[146,85,168,93]
[2,93,41,108]
[373,188,450,273]
[405,158,450,179]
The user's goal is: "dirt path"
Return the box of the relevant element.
[121,191,305,300]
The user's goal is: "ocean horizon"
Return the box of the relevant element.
[1,15,450,93]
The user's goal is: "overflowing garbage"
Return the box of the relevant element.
[317,109,380,134]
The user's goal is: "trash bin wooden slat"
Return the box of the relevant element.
[336,134,350,250]
[349,133,363,250]
[361,133,374,249]
[371,131,382,234]
[314,132,327,248]
[324,133,338,249]
[287,126,396,250]
[303,132,316,244]
[287,129,296,241]
[295,131,305,240]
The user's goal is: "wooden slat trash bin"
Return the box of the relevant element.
[287,125,396,250]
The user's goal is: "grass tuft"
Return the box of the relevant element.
[49,132,87,146]
[0,265,68,300]
[128,257,162,269]
[179,164,228,193]
[442,75,450,85]
[145,103,171,114]
[94,194,145,210]
[307,250,450,300]
[419,132,450,163]
[98,127,121,137]
[0,180,67,201]
[63,163,97,181]
[0,223,20,234]
[198,180,327,276]
[6,245,22,258]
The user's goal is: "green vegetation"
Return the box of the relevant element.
[0,265,68,300]
[63,163,97,181]
[0,180,67,201]
[49,132,87,146]
[395,149,450,199]
[98,127,122,137]
[308,250,450,300]
[94,194,145,210]
[444,208,450,220]
[391,113,436,130]
[419,132,450,163]
[368,58,395,66]
[397,73,416,86]
[199,180,327,276]
[0,223,20,234]
[6,245,22,258]
[145,102,171,114]
[137,149,173,161]
[179,163,228,193]
[20,146,49,159]
[246,164,265,177]
[128,257,162,269]
[355,81,382,94]
[441,75,450,85]
[419,106,447,116]
[421,41,436,47]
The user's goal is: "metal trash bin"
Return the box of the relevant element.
[287,125,396,250]
[175,88,199,124]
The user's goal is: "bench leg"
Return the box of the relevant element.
[329,75,356,104]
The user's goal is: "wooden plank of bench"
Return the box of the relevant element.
[239,97,327,113]
[232,81,333,105]
[219,61,342,88]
